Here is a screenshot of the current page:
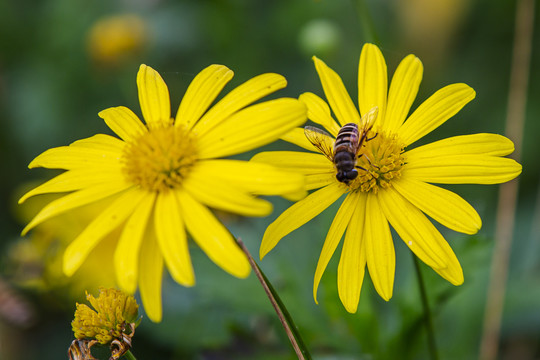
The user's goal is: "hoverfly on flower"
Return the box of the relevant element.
[254,43,522,313]
[304,106,378,184]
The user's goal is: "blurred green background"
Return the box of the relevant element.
[1,0,539,359]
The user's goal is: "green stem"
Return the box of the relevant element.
[123,350,136,360]
[354,0,380,45]
[236,238,312,360]
[412,255,438,360]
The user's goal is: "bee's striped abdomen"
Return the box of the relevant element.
[333,123,360,183]
[334,123,359,154]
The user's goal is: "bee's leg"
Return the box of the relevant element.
[355,164,368,171]
[356,153,380,170]
[366,132,378,142]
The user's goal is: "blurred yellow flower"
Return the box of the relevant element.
[87,14,147,66]
[11,189,117,300]
[397,0,470,63]
[254,43,522,313]
[20,64,307,322]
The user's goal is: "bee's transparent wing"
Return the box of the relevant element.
[304,126,334,161]
[360,106,379,130]
[356,106,379,156]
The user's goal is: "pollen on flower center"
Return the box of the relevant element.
[122,123,198,192]
[348,131,405,193]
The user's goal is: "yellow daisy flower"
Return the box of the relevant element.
[254,43,522,313]
[19,64,307,322]
[87,14,147,66]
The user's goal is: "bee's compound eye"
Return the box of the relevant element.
[336,172,346,182]
[347,169,358,180]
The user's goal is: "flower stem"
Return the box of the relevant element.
[354,0,380,45]
[123,350,136,360]
[236,238,312,360]
[412,254,438,360]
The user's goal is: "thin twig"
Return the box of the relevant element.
[479,0,534,359]
[236,238,311,360]
[413,255,439,360]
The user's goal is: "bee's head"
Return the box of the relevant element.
[336,169,358,184]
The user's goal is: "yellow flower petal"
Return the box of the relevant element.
[337,194,367,313]
[70,133,125,151]
[63,187,145,276]
[313,56,361,126]
[19,167,124,203]
[175,64,234,129]
[99,106,148,142]
[378,187,464,285]
[194,73,287,137]
[358,43,388,124]
[260,182,346,259]
[378,188,445,269]
[305,172,336,190]
[198,98,307,159]
[183,164,273,217]
[364,193,395,301]
[313,192,359,304]
[280,127,318,151]
[22,182,131,235]
[137,64,171,127]
[154,191,194,286]
[138,231,163,323]
[196,159,304,196]
[405,155,522,184]
[393,177,481,234]
[384,54,423,133]
[114,192,155,294]
[281,189,309,202]
[399,83,476,146]
[177,191,250,278]
[29,143,121,170]
[432,254,464,286]
[251,151,333,175]
[299,92,341,136]
[406,133,516,158]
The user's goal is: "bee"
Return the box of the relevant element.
[304,107,378,184]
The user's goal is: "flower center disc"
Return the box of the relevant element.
[122,124,198,192]
[348,131,405,193]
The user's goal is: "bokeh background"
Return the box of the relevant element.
[1,0,539,359]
